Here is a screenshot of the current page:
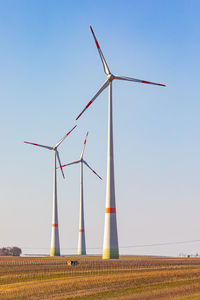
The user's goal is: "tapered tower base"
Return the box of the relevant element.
[50,248,60,256]
[78,250,86,255]
[103,248,119,259]
[78,230,86,256]
[102,82,119,260]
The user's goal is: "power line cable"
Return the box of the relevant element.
[19,239,200,250]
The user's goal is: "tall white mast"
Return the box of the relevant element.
[58,132,102,256]
[103,81,119,258]
[78,160,86,255]
[24,125,77,256]
[76,26,165,259]
[50,150,60,256]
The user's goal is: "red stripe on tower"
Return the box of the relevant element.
[79,229,84,232]
[52,224,58,227]
[105,208,116,213]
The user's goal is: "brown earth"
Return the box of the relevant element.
[0,256,200,299]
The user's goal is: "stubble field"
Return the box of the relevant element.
[1,256,200,299]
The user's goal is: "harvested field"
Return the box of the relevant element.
[1,256,200,299]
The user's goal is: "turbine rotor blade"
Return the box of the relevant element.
[24,141,53,150]
[80,131,89,159]
[90,26,110,75]
[76,79,109,120]
[56,160,81,169]
[56,150,65,179]
[114,75,166,87]
[83,160,102,180]
[55,125,77,148]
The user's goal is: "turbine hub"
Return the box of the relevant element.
[108,74,114,82]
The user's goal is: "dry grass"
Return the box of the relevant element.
[0,256,200,299]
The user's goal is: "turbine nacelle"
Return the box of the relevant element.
[76,26,166,121]
[57,132,102,181]
[24,125,77,179]
[107,74,114,82]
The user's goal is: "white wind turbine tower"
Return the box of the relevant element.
[58,132,102,255]
[76,26,166,259]
[24,125,77,256]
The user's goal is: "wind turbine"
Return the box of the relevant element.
[76,26,166,259]
[24,125,77,256]
[58,132,102,255]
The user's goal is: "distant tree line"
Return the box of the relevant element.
[0,247,22,256]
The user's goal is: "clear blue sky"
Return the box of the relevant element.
[0,0,200,256]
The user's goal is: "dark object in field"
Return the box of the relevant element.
[0,247,22,256]
[67,260,78,266]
